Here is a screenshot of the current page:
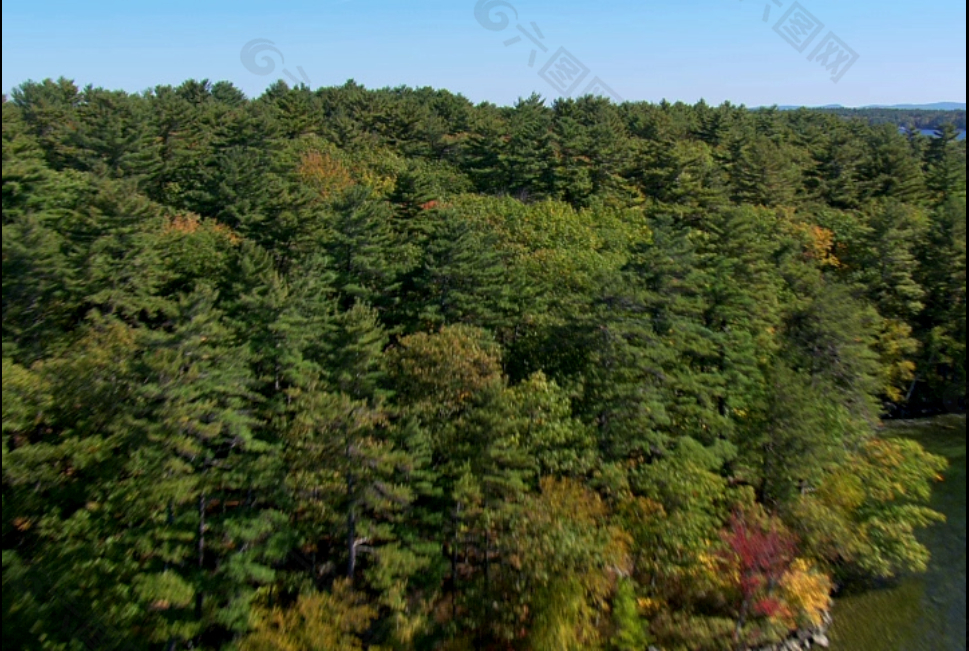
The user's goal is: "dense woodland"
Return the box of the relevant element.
[2,78,965,651]
[813,107,966,131]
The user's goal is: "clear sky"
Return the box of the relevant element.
[2,0,965,107]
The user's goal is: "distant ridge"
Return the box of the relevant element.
[770,102,966,111]
[862,102,966,111]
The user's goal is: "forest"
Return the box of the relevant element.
[811,107,966,131]
[2,78,965,651]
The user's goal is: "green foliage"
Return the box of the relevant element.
[482,478,631,650]
[609,579,651,651]
[3,80,960,651]
[794,437,947,578]
[925,124,966,204]
[322,186,410,312]
[729,135,803,207]
[400,212,516,332]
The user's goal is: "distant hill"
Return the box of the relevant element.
[773,103,966,111]
[761,104,966,131]
[863,102,966,111]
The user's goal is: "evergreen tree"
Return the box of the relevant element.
[729,135,802,207]
[121,288,283,647]
[322,186,409,313]
[69,86,153,180]
[914,197,967,404]
[925,124,967,204]
[402,213,515,331]
[10,78,81,170]
[552,100,595,206]
[807,122,866,209]
[861,124,927,203]
[499,94,557,200]
[782,281,884,424]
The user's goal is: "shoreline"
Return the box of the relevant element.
[751,612,833,651]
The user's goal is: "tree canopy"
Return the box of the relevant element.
[2,79,962,651]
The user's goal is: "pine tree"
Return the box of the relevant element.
[781,280,884,424]
[229,246,336,425]
[624,212,729,445]
[10,78,81,170]
[322,186,409,313]
[633,138,728,211]
[552,100,595,206]
[576,95,637,205]
[69,86,153,180]
[462,101,510,195]
[696,206,783,438]
[807,123,865,209]
[118,287,283,646]
[2,100,51,219]
[2,316,185,649]
[914,197,967,404]
[73,179,171,322]
[925,124,967,204]
[953,209,966,393]
[403,214,514,331]
[2,201,77,361]
[748,362,856,511]
[499,94,557,200]
[861,124,927,204]
[283,301,428,642]
[729,135,802,207]
[388,162,437,220]
[856,201,930,397]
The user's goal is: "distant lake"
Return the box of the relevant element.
[829,414,966,651]
[919,129,967,140]
[901,128,967,140]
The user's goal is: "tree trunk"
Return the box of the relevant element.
[196,493,206,621]
[347,441,357,581]
[734,596,750,651]
[452,502,461,621]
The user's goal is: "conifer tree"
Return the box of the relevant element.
[10,77,81,170]
[403,214,514,331]
[322,186,409,313]
[861,124,927,203]
[552,100,595,206]
[69,86,152,180]
[729,135,802,207]
[121,287,283,646]
[925,124,967,204]
[500,94,557,200]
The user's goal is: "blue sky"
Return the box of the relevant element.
[2,0,965,107]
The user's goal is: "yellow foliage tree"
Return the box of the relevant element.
[778,559,833,630]
[239,581,380,651]
[794,437,946,578]
[298,150,355,201]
